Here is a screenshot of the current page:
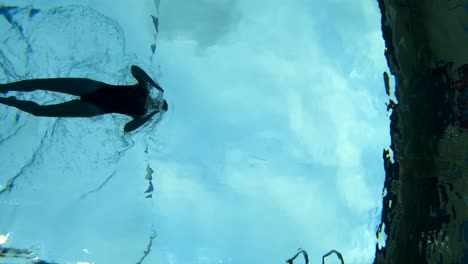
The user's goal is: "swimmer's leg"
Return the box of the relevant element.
[0,78,106,96]
[0,96,105,117]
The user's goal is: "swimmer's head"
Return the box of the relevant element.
[147,96,168,113]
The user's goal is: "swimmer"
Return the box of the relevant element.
[0,65,167,132]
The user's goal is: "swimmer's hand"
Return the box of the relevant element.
[124,110,159,132]
[131,65,164,93]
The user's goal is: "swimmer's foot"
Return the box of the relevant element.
[0,96,17,105]
[0,84,7,94]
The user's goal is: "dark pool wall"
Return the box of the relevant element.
[374,0,468,263]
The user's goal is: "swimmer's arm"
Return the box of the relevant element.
[124,110,159,132]
[131,65,164,93]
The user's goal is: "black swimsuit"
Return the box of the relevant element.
[80,84,149,116]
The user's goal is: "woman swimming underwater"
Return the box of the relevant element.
[0,65,167,132]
